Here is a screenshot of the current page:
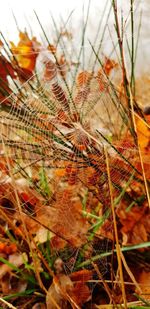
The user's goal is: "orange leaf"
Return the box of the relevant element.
[77,71,92,87]
[103,56,118,76]
[10,32,40,73]
[43,60,57,81]
[48,44,56,54]
[96,70,107,92]
[70,269,92,282]
[137,270,150,301]
[135,152,150,179]
[57,54,68,78]
[135,115,150,150]
[55,168,66,177]
[0,243,5,252]
[70,281,91,306]
[96,56,117,92]
[0,243,17,254]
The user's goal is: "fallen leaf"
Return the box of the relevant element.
[135,115,150,150]
[0,243,17,255]
[10,31,40,74]
[137,270,150,301]
[32,304,46,309]
[117,202,150,246]
[0,54,16,103]
[46,274,73,309]
[9,252,28,267]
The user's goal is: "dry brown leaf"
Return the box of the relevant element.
[32,303,46,309]
[0,264,10,280]
[46,270,92,309]
[0,253,28,295]
[46,274,73,309]
[76,71,92,87]
[117,200,150,246]
[137,270,150,301]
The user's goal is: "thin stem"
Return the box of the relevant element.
[105,147,127,309]
[130,0,135,94]
[112,0,136,139]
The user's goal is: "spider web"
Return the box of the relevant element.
[0,7,146,305]
[0,49,140,245]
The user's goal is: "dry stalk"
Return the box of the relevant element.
[104,146,127,309]
[0,297,17,309]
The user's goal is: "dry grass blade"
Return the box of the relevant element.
[92,262,114,303]
[105,146,127,309]
[120,251,142,294]
[0,297,17,309]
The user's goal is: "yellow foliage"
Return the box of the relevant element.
[10,32,40,72]
[136,115,150,150]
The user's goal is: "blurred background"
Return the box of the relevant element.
[0,0,150,74]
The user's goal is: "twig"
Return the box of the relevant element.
[128,88,150,209]
[0,297,17,309]
[92,262,114,303]
[112,0,136,138]
[130,0,135,94]
[104,146,127,309]
[120,251,142,293]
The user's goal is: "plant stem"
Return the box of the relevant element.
[112,0,136,140]
[130,0,135,95]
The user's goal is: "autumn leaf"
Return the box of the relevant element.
[46,270,92,309]
[52,82,70,111]
[76,71,92,87]
[0,54,16,103]
[0,253,28,295]
[136,270,150,301]
[32,304,46,309]
[69,269,92,305]
[96,56,117,92]
[135,153,150,179]
[96,70,107,92]
[48,44,57,54]
[70,281,91,306]
[135,115,150,150]
[10,31,40,74]
[54,168,66,178]
[117,201,150,246]
[43,59,57,82]
[46,274,73,309]
[103,56,118,76]
[0,242,17,255]
[70,269,92,282]
[57,54,68,78]
[0,55,16,83]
